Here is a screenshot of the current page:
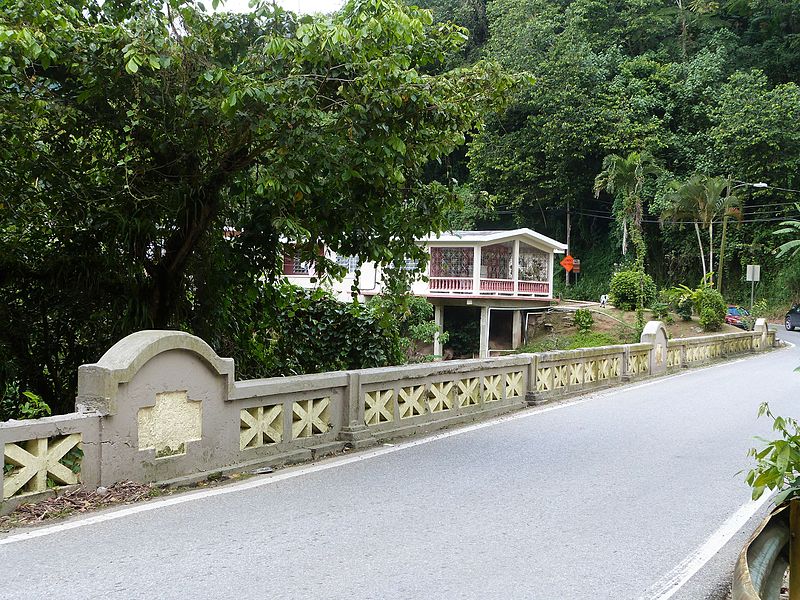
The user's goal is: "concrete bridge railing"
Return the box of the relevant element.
[0,320,775,511]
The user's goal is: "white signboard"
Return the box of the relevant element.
[746,264,761,282]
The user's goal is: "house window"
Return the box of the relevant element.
[519,244,548,281]
[284,252,310,276]
[336,255,360,273]
[292,256,310,275]
[390,258,420,271]
[430,247,473,277]
[402,258,419,271]
[481,243,513,279]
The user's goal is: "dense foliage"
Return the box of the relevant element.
[573,308,593,333]
[695,287,727,331]
[253,285,404,376]
[746,402,800,504]
[609,270,657,311]
[412,0,800,304]
[0,0,516,413]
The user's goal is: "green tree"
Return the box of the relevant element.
[593,151,660,262]
[660,174,741,285]
[0,0,516,412]
[775,206,800,258]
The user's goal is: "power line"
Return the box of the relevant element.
[572,210,800,224]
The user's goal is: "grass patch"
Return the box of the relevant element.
[519,331,620,353]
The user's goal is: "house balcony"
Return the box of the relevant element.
[425,241,553,300]
[427,277,551,298]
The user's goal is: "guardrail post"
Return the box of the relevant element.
[338,372,376,449]
[754,318,769,352]
[621,346,631,382]
[525,354,538,406]
[640,321,668,376]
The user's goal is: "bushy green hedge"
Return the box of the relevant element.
[265,286,405,375]
[609,270,656,311]
[695,288,726,331]
[573,308,594,332]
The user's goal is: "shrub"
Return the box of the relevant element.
[677,298,693,321]
[573,309,594,332]
[447,319,480,357]
[1,390,52,421]
[609,270,656,311]
[252,284,405,376]
[751,299,769,319]
[695,288,726,331]
[650,301,669,320]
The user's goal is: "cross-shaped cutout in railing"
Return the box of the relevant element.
[137,390,202,458]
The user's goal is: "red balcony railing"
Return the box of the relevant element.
[479,279,514,293]
[518,281,550,295]
[429,277,474,293]
[428,277,551,297]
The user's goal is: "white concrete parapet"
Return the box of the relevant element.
[0,322,777,511]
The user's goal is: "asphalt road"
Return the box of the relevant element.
[2,329,799,600]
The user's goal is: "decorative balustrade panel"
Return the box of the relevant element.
[0,413,100,505]
[364,389,395,426]
[231,374,348,465]
[534,348,625,398]
[458,377,481,408]
[236,392,339,452]
[627,351,650,376]
[666,346,682,369]
[360,360,528,434]
[666,331,763,370]
[240,405,283,450]
[3,434,83,500]
[292,398,331,439]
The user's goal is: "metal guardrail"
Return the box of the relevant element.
[733,505,789,600]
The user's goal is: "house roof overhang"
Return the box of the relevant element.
[417,229,567,253]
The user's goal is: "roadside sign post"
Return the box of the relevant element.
[746,264,761,310]
[560,255,574,273]
[572,259,580,283]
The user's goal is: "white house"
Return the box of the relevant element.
[283,228,567,358]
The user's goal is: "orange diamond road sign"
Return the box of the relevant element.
[560,255,574,272]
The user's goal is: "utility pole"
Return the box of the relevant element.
[717,174,731,295]
[565,199,571,287]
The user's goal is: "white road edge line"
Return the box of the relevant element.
[641,491,774,600]
[0,342,786,547]
[0,396,588,546]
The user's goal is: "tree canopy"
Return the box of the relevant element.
[0,0,517,412]
[411,0,800,302]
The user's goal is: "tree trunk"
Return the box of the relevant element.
[622,219,628,255]
[694,222,707,280]
[718,215,729,295]
[708,221,714,286]
[677,0,688,59]
[143,145,250,328]
[146,190,222,328]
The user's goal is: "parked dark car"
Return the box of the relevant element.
[725,306,751,330]
[786,304,800,331]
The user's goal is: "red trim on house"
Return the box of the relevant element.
[360,291,554,303]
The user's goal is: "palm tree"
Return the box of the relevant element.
[775,205,800,257]
[593,151,660,261]
[660,174,741,285]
